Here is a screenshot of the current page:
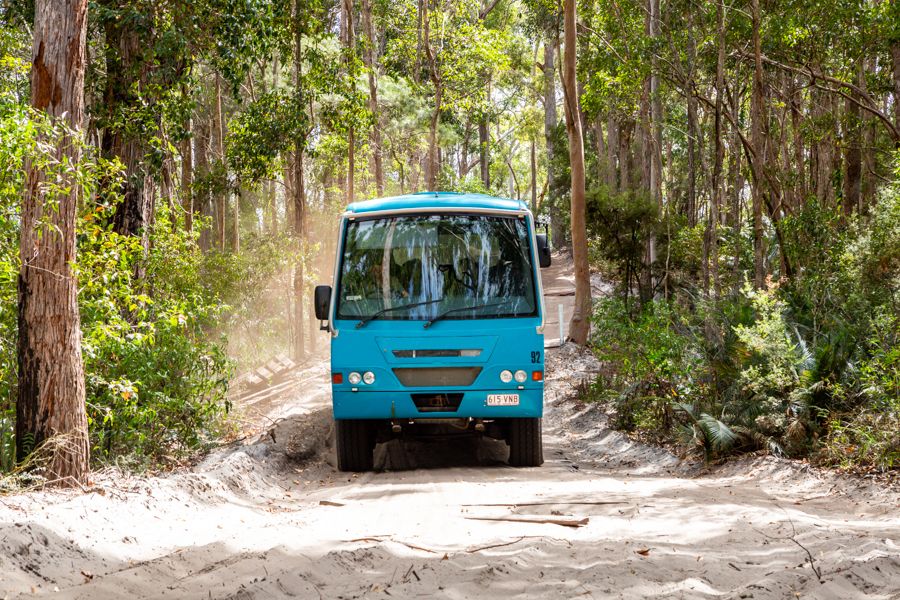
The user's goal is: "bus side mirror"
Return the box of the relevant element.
[536,234,552,268]
[314,285,331,321]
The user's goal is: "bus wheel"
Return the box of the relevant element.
[507,418,544,467]
[335,420,375,472]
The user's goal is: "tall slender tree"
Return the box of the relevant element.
[17,0,90,483]
[561,0,590,345]
[361,0,384,196]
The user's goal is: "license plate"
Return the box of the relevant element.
[486,393,520,406]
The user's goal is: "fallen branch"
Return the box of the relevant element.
[462,501,623,508]
[753,509,823,582]
[466,537,527,553]
[465,515,589,528]
[344,536,441,554]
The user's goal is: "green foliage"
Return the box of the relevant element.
[586,185,659,300]
[227,90,306,184]
[0,104,237,471]
[78,203,233,465]
[590,297,699,436]
[592,172,900,468]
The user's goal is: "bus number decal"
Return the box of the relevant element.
[531,351,541,364]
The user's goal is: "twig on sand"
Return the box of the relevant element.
[466,536,527,553]
[465,515,589,528]
[344,536,441,554]
[753,509,823,581]
[392,540,440,554]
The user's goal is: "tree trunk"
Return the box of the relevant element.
[618,120,633,191]
[710,0,725,300]
[361,0,384,196]
[686,22,698,228]
[17,0,90,484]
[195,116,211,250]
[479,117,490,189]
[101,4,154,260]
[423,0,440,191]
[606,116,618,189]
[293,0,306,359]
[647,0,661,298]
[789,74,805,210]
[544,32,566,245]
[233,187,241,252]
[343,0,356,203]
[860,57,876,211]
[181,110,193,232]
[530,137,537,212]
[843,96,861,216]
[729,82,742,288]
[214,72,226,251]
[892,40,900,133]
[561,0,591,345]
[750,0,766,288]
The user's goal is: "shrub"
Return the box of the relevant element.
[590,297,701,437]
[78,204,234,465]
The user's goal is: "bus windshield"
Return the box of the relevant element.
[336,214,537,321]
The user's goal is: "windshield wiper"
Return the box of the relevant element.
[356,297,444,329]
[423,301,514,329]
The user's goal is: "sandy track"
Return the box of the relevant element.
[1,261,899,599]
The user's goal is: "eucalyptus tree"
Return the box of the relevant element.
[560,0,590,344]
[17,0,90,484]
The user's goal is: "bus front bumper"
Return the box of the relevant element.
[332,387,543,420]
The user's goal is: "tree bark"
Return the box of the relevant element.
[423,0,441,191]
[479,117,490,189]
[361,0,384,196]
[647,0,661,299]
[561,0,591,345]
[843,73,862,217]
[181,109,193,232]
[686,21,698,227]
[892,40,900,133]
[17,0,90,484]
[606,116,618,189]
[343,0,356,204]
[195,116,211,251]
[214,72,226,251]
[544,32,566,245]
[710,0,725,300]
[293,0,306,359]
[101,7,154,260]
[750,0,766,288]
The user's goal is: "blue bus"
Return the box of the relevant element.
[313,192,551,471]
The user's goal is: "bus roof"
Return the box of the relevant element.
[345,191,529,215]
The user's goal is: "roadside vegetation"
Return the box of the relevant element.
[585,178,899,470]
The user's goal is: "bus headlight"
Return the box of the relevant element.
[363,371,375,384]
[499,369,513,383]
[514,370,527,383]
[348,371,362,385]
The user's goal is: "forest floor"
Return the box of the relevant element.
[1,259,899,599]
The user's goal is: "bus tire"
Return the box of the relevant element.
[507,418,543,467]
[335,419,374,472]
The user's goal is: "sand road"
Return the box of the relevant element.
[1,261,899,600]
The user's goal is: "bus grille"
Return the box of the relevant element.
[392,367,482,387]
[392,349,482,358]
